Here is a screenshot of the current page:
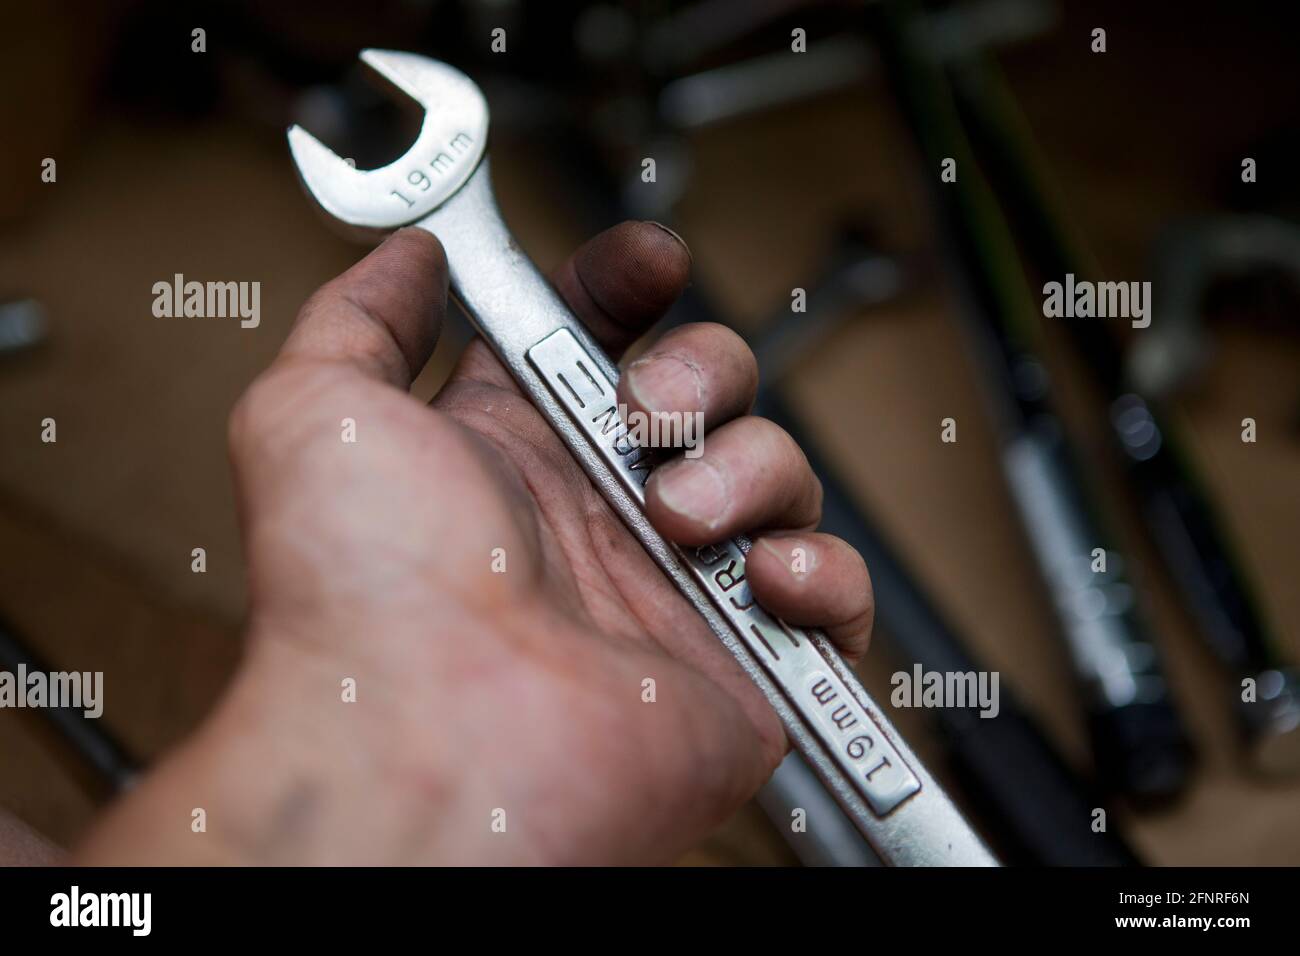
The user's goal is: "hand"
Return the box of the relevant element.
[75,223,873,865]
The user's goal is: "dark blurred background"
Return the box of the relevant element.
[1,0,1298,865]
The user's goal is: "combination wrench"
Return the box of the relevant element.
[288,50,996,866]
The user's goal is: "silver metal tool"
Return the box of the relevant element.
[288,50,996,866]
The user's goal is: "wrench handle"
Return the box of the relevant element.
[420,164,996,865]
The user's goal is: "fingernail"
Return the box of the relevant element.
[646,221,693,263]
[626,353,703,414]
[655,459,728,528]
[759,537,815,578]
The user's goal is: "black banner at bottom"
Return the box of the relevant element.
[0,865,1282,942]
[0,858,1279,941]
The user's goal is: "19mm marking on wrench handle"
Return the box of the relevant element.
[530,329,921,816]
[288,49,997,865]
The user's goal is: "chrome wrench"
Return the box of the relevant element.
[288,50,996,866]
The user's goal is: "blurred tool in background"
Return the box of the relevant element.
[871,0,1192,803]
[0,616,137,795]
[0,300,47,358]
[943,33,1300,775]
[751,287,1143,866]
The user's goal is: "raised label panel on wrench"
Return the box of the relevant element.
[528,327,922,816]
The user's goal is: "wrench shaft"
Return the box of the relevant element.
[420,163,996,865]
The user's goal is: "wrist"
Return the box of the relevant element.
[74,628,467,865]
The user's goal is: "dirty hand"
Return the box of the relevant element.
[76,222,873,865]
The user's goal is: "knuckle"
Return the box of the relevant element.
[725,327,760,388]
[856,556,876,622]
[226,377,266,457]
[841,552,875,634]
[698,320,742,347]
[227,369,297,459]
[755,418,806,471]
[806,472,825,520]
[704,323,759,386]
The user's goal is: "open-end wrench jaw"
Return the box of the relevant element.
[287,49,489,239]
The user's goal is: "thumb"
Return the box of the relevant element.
[276,227,448,389]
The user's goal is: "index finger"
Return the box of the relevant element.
[549,221,693,359]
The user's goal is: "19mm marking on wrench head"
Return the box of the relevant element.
[290,51,488,233]
[288,50,995,864]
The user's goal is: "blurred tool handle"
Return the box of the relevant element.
[0,616,136,792]
[1115,398,1273,672]
[1003,421,1192,800]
